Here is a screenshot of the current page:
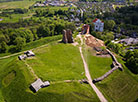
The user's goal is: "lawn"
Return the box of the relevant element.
[0,42,100,102]
[26,43,86,81]
[0,1,35,9]
[83,47,138,102]
[83,47,112,79]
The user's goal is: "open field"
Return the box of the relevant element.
[26,43,86,81]
[0,12,31,23]
[0,1,35,9]
[83,47,138,102]
[33,6,70,12]
[0,42,100,102]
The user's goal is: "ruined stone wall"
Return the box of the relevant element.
[93,49,123,83]
[62,29,74,43]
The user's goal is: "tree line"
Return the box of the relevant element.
[0,18,76,53]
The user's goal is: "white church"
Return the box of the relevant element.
[93,18,104,32]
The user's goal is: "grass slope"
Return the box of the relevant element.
[0,42,100,102]
[84,47,138,102]
[26,43,86,81]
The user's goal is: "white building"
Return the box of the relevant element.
[93,18,104,32]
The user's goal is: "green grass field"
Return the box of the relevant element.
[0,1,35,9]
[0,42,100,102]
[83,48,112,79]
[84,47,138,102]
[26,43,86,81]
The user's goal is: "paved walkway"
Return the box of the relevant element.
[78,34,107,102]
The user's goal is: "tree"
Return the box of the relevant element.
[37,25,50,37]
[24,29,34,42]
[14,37,26,51]
[14,8,28,14]
[125,50,138,74]
[116,27,121,33]
[65,22,76,32]
[0,41,7,53]
[104,20,116,31]
[54,23,65,35]
[103,32,114,41]
[0,33,8,43]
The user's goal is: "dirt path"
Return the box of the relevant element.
[78,34,107,102]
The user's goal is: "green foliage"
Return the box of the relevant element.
[14,37,26,51]
[35,7,69,18]
[14,8,28,14]
[107,42,124,55]
[104,20,116,31]
[0,41,7,53]
[0,33,8,43]
[0,16,75,54]
[118,6,138,25]
[65,22,76,32]
[37,25,50,37]
[116,27,121,33]
[91,31,114,41]
[125,50,138,74]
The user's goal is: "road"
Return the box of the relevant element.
[78,34,107,102]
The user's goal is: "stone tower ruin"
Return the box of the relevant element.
[62,29,74,43]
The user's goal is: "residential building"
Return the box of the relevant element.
[93,18,104,32]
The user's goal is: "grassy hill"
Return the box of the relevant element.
[83,47,138,102]
[0,42,100,102]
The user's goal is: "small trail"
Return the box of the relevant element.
[78,34,107,102]
[23,60,38,79]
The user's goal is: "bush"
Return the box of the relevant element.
[125,50,138,74]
